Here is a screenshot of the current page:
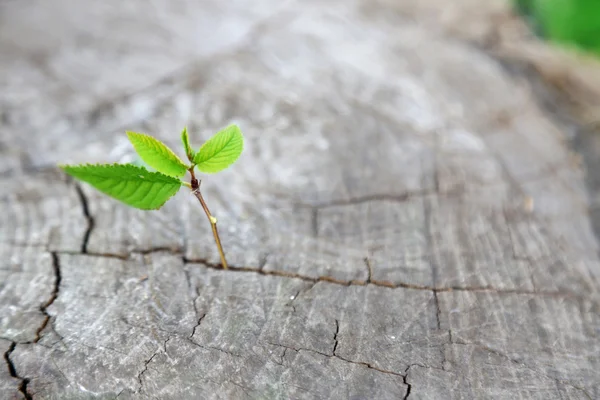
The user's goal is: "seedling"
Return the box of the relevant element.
[59,125,244,269]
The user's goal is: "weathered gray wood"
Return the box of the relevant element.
[1,0,600,399]
[1,339,24,399]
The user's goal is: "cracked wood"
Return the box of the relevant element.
[1,0,600,399]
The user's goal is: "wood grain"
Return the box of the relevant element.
[1,0,599,399]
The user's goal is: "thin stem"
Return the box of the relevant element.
[189,168,228,270]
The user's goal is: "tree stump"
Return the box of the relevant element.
[1,1,599,399]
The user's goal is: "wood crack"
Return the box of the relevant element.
[267,341,405,378]
[137,336,172,393]
[432,290,442,331]
[332,320,339,356]
[187,257,585,299]
[402,366,412,400]
[74,183,95,254]
[189,313,206,339]
[34,252,62,343]
[47,249,590,300]
[3,342,32,400]
[137,352,159,393]
[333,353,406,377]
[289,161,574,210]
[364,257,373,284]
[187,339,242,358]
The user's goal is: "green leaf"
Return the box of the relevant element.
[59,163,182,210]
[181,126,195,162]
[193,124,244,173]
[126,131,189,178]
[514,0,600,56]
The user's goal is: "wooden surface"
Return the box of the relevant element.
[1,1,600,399]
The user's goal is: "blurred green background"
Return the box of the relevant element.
[514,0,600,56]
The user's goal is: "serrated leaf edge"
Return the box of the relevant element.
[193,125,244,174]
[58,163,183,210]
[126,131,190,177]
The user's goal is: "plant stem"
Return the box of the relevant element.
[189,169,228,270]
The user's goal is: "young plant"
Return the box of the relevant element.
[59,125,244,269]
